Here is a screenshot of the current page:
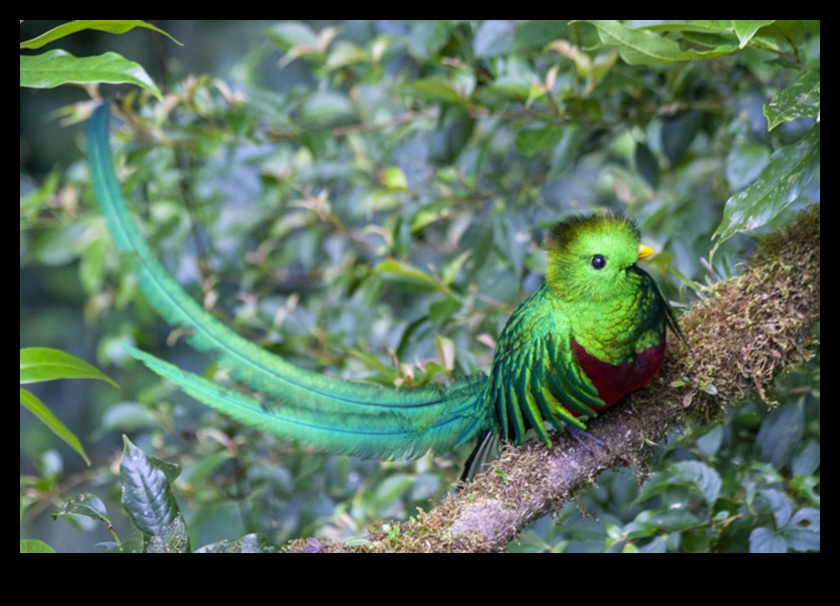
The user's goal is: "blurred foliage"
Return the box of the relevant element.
[20,20,818,552]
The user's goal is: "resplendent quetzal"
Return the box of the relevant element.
[88,104,682,471]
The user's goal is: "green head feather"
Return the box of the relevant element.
[544,212,645,303]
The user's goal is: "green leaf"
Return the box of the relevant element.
[375,259,441,292]
[20,347,118,387]
[660,110,703,166]
[790,475,821,508]
[673,461,722,506]
[53,493,111,524]
[752,20,806,52]
[646,509,703,532]
[408,21,450,59]
[20,539,56,554]
[19,20,181,50]
[515,128,564,157]
[20,167,60,221]
[732,20,776,48]
[382,167,408,191]
[401,79,464,105]
[429,297,461,324]
[441,250,470,286]
[784,508,820,552]
[325,41,368,71]
[20,50,162,100]
[435,334,456,371]
[725,140,770,192]
[750,527,788,553]
[512,20,567,52]
[146,517,190,554]
[474,20,514,57]
[764,71,820,131]
[711,125,819,260]
[760,488,793,528]
[98,402,159,435]
[791,441,820,477]
[120,436,189,552]
[635,142,659,189]
[195,534,282,554]
[298,91,353,127]
[20,388,91,465]
[374,473,415,503]
[756,401,805,468]
[267,22,320,50]
[574,20,738,65]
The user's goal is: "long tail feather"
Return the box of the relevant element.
[88,104,489,459]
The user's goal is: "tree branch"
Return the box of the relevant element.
[287,205,820,552]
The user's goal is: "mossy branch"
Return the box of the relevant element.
[287,205,820,553]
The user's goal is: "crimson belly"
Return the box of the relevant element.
[571,336,666,412]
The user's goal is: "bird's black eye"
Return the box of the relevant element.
[591,254,606,270]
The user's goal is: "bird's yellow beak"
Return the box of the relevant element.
[638,243,655,260]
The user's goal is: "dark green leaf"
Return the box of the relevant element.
[756,401,804,468]
[429,105,475,164]
[764,71,820,131]
[646,509,703,532]
[119,436,189,552]
[512,21,567,52]
[634,142,659,189]
[20,50,162,100]
[712,125,819,259]
[20,347,117,387]
[661,110,703,166]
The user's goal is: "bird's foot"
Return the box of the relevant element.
[567,425,606,453]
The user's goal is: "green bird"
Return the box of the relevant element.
[88,104,681,470]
